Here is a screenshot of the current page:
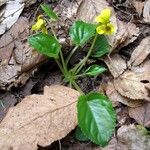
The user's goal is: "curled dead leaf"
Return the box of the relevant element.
[129,102,150,127]
[106,82,143,107]
[114,71,150,101]
[0,17,46,90]
[128,37,150,67]
[0,85,79,150]
[120,22,140,48]
[129,0,145,17]
[143,0,150,23]
[117,124,150,150]
[104,54,127,78]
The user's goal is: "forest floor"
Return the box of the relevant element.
[0,0,150,150]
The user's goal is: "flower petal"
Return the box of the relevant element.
[95,8,111,24]
[96,25,105,34]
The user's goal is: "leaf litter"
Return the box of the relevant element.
[0,85,79,150]
[0,0,150,149]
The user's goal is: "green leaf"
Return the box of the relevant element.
[28,32,61,58]
[85,65,107,76]
[41,4,59,21]
[77,92,116,147]
[70,21,96,46]
[92,35,110,57]
[75,126,89,142]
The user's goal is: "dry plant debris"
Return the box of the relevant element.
[128,37,150,67]
[114,71,150,101]
[0,0,37,35]
[106,81,143,107]
[143,0,150,23]
[0,0,150,149]
[129,0,145,17]
[104,54,127,78]
[129,102,150,127]
[0,85,79,150]
[117,125,150,150]
[0,17,45,90]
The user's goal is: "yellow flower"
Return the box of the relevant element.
[96,23,115,35]
[32,15,48,34]
[95,8,111,24]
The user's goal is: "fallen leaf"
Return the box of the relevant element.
[0,0,24,35]
[131,58,150,73]
[0,17,46,90]
[102,137,125,150]
[0,85,80,150]
[23,0,36,7]
[128,37,150,67]
[129,102,150,127]
[106,82,143,107]
[114,71,150,101]
[120,22,140,48]
[117,124,150,150]
[104,54,127,78]
[143,0,150,23]
[129,0,145,17]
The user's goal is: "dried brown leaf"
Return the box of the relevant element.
[117,125,150,150]
[0,0,24,35]
[0,17,46,90]
[101,125,150,150]
[143,0,150,23]
[106,82,143,107]
[0,85,79,150]
[129,0,145,17]
[114,71,150,101]
[104,54,127,78]
[128,37,150,67]
[120,22,140,48]
[129,102,150,127]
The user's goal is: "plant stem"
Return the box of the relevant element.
[72,33,98,74]
[65,46,78,66]
[72,81,83,94]
[59,49,67,73]
[55,59,65,75]
[48,20,68,75]
[76,74,86,78]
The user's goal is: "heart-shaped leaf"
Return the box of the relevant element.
[85,65,107,76]
[77,92,116,147]
[92,35,110,57]
[41,4,59,21]
[28,33,61,58]
[70,21,96,46]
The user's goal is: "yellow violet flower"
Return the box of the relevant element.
[32,15,48,34]
[96,23,115,35]
[95,8,111,24]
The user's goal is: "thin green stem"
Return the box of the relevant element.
[72,81,83,94]
[76,74,86,78]
[75,33,98,74]
[71,34,98,74]
[65,46,78,65]
[48,20,67,75]
[55,59,65,75]
[60,49,67,73]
